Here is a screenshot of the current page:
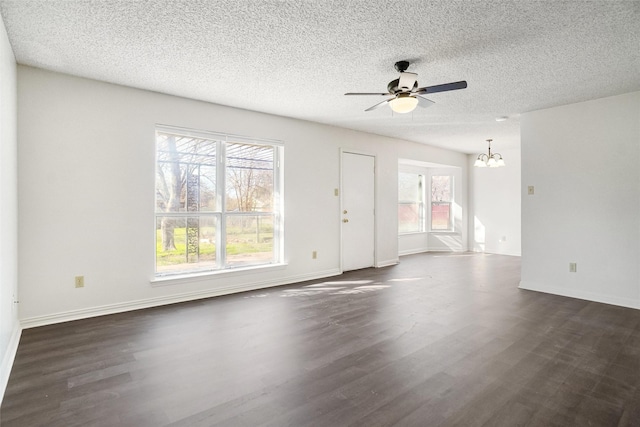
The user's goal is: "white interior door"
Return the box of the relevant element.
[341,152,375,271]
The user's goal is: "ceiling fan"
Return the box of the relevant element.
[345,61,467,114]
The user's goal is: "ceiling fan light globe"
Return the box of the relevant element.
[474,159,487,167]
[389,95,418,114]
[487,157,498,167]
[497,158,506,167]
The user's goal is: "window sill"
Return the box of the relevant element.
[429,230,458,235]
[150,263,288,287]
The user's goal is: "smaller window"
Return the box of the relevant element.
[398,172,425,233]
[431,175,453,231]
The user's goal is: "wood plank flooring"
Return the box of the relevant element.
[2,253,640,426]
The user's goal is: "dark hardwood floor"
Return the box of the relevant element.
[2,253,640,426]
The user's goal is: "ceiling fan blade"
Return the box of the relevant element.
[345,92,392,96]
[415,80,467,95]
[398,72,418,92]
[365,98,393,112]
[416,95,435,108]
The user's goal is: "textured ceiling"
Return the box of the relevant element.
[0,1,638,153]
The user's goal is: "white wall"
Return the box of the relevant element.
[17,66,469,326]
[0,15,18,402]
[470,147,521,256]
[520,91,640,308]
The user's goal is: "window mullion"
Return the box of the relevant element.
[273,146,281,262]
[419,174,425,232]
[217,139,226,269]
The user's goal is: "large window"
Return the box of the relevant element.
[431,175,453,231]
[398,172,425,233]
[155,127,282,276]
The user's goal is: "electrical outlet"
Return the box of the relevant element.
[528,186,535,195]
[312,251,317,259]
[569,263,577,273]
[75,276,85,288]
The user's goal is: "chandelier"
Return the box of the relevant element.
[474,139,505,168]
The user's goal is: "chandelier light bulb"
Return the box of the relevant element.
[474,157,487,167]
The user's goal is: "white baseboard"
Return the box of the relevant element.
[399,248,477,258]
[427,246,466,253]
[473,248,522,257]
[519,281,640,310]
[398,248,429,257]
[20,268,342,329]
[1,325,21,405]
[376,258,399,268]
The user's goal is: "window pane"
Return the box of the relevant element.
[399,203,422,233]
[431,175,452,202]
[431,202,451,230]
[155,216,217,274]
[225,215,274,267]
[156,132,217,214]
[226,143,274,212]
[431,176,453,231]
[398,173,423,233]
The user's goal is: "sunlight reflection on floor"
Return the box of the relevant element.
[244,276,426,299]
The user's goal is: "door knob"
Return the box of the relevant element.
[342,218,349,223]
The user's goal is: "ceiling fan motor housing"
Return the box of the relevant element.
[388,78,417,94]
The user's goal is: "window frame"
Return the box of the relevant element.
[154,125,284,278]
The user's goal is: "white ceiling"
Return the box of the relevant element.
[0,1,638,153]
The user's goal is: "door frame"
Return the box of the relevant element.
[340,148,377,272]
